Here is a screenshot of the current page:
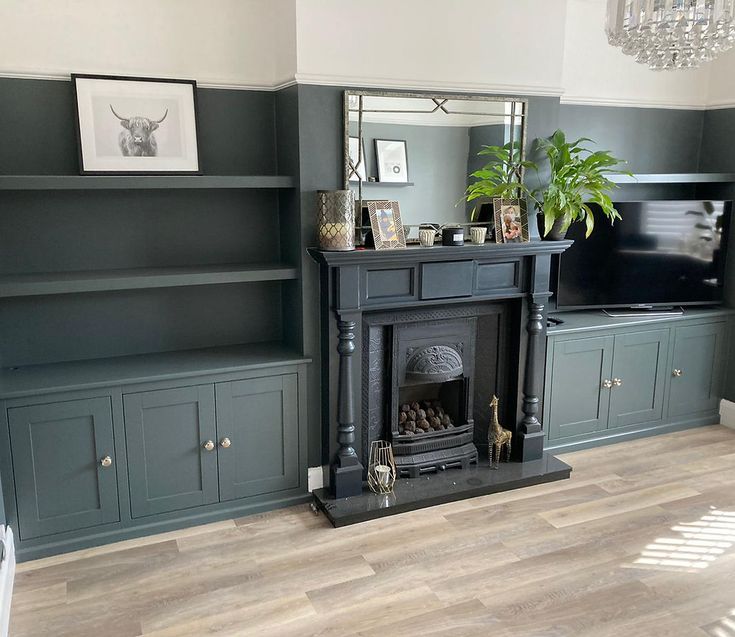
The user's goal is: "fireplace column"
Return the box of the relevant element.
[517,296,546,461]
[331,317,364,498]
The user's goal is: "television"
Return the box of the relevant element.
[555,200,732,310]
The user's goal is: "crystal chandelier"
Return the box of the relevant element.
[606,0,735,70]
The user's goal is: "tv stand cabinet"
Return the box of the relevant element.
[544,307,734,453]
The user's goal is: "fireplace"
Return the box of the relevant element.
[375,317,483,477]
[309,242,573,509]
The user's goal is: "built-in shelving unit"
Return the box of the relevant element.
[0,175,295,190]
[0,263,298,298]
[0,85,305,394]
[610,173,735,184]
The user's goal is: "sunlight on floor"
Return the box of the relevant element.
[628,507,735,573]
[702,608,735,637]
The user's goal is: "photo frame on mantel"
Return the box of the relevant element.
[493,198,530,244]
[367,200,407,250]
[72,73,201,174]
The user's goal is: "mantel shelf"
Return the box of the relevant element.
[610,173,735,184]
[0,343,311,399]
[309,240,572,267]
[0,175,295,190]
[0,263,299,298]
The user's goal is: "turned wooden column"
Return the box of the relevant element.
[517,296,546,461]
[331,317,364,498]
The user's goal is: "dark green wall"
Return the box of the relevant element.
[558,104,705,173]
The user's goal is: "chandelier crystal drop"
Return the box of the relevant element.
[606,0,735,70]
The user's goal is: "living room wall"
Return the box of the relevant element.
[1,0,734,463]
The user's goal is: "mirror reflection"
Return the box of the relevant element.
[344,92,527,239]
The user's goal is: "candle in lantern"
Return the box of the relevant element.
[375,464,391,487]
[317,190,355,251]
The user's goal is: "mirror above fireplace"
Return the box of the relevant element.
[343,91,528,239]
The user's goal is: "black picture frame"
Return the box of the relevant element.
[374,139,409,183]
[72,73,202,175]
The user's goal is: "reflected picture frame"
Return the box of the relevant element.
[493,198,530,244]
[367,200,406,250]
[375,139,409,183]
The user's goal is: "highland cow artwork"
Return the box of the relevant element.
[73,74,200,174]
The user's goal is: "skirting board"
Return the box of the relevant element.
[721,399,735,429]
[0,526,15,637]
[307,466,326,492]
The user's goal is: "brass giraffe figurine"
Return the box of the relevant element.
[489,395,512,464]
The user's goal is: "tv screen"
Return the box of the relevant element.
[556,200,732,310]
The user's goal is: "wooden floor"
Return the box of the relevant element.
[10,425,735,637]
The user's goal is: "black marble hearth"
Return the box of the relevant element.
[312,453,572,527]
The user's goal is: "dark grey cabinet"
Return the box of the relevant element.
[546,335,614,440]
[8,397,119,539]
[545,311,730,452]
[124,373,300,516]
[668,322,727,418]
[216,374,299,501]
[607,329,668,429]
[124,385,219,518]
[548,328,692,442]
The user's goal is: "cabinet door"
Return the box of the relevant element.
[668,322,727,418]
[216,374,299,501]
[124,385,218,518]
[546,336,614,440]
[9,397,119,540]
[608,329,669,429]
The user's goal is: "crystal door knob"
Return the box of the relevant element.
[602,379,613,389]
[100,455,113,468]
[202,440,215,451]
[220,437,232,449]
[673,369,683,377]
[612,378,623,387]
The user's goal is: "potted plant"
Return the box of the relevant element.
[464,142,535,222]
[531,130,631,240]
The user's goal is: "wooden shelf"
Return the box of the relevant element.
[0,264,299,298]
[0,175,295,190]
[610,173,735,184]
[0,343,311,399]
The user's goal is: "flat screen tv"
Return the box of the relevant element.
[556,200,732,310]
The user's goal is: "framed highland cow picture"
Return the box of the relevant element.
[72,74,201,174]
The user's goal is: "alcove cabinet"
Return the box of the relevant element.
[544,309,731,452]
[0,78,311,561]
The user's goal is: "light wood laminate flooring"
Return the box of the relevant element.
[10,425,735,636]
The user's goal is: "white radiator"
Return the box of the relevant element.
[0,525,14,637]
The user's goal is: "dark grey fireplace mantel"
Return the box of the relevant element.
[309,240,572,499]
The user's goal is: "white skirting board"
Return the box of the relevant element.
[307,466,326,492]
[0,525,15,637]
[721,399,735,429]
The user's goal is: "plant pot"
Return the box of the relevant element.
[544,217,568,241]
